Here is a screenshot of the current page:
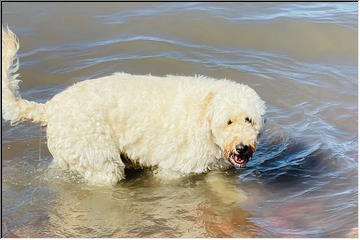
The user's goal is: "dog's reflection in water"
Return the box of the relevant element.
[4,169,260,237]
[40,170,258,237]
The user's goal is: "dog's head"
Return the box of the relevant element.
[204,81,266,168]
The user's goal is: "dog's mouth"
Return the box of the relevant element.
[228,149,254,168]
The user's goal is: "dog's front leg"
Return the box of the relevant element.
[205,171,248,205]
[152,167,187,182]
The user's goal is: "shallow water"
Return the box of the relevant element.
[1,2,358,237]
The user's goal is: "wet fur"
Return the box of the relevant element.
[2,27,266,185]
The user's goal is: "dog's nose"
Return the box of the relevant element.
[235,144,249,155]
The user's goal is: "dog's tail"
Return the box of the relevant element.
[2,26,46,125]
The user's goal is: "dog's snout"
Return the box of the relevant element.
[235,144,249,155]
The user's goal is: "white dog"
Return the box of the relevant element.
[2,27,266,185]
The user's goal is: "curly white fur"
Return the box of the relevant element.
[2,27,266,185]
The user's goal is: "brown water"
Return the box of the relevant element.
[1,2,358,237]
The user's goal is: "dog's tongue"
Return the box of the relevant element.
[234,155,246,164]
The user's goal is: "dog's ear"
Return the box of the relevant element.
[199,91,215,128]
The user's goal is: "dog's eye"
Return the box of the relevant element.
[245,117,252,124]
[227,120,233,125]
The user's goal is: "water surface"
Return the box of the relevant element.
[2,2,358,237]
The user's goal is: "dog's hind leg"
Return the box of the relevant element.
[47,119,125,185]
